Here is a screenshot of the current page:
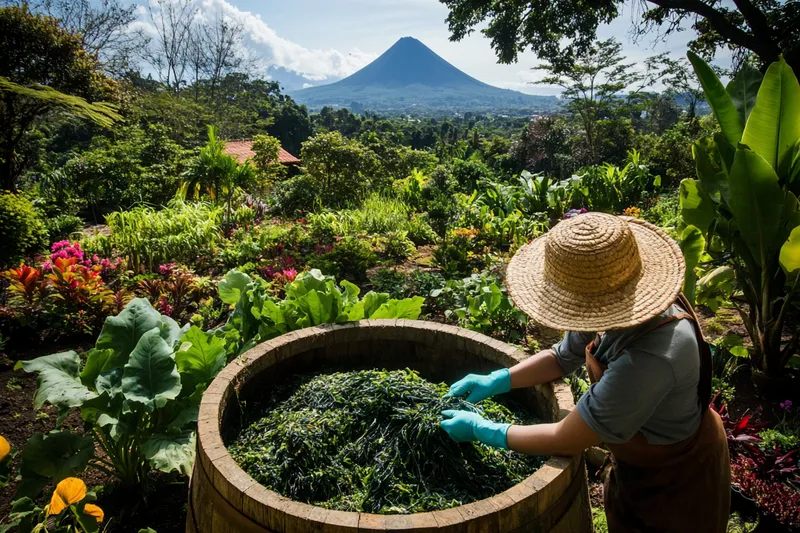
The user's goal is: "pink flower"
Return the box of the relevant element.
[282,268,298,281]
[780,400,793,410]
[42,260,53,271]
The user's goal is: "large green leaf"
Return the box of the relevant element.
[79,349,115,387]
[688,51,743,146]
[95,298,164,367]
[142,430,196,476]
[175,326,227,393]
[218,270,251,305]
[679,179,716,231]
[679,225,706,304]
[741,57,800,175]
[692,142,727,204]
[727,148,787,266]
[780,225,800,276]
[370,296,425,320]
[15,431,94,499]
[363,292,391,318]
[727,63,763,128]
[122,328,182,411]
[22,351,96,410]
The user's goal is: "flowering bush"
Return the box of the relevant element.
[731,455,800,528]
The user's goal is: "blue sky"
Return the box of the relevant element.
[138,0,732,95]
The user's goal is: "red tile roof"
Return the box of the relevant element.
[223,140,301,165]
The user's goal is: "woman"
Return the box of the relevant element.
[440,212,730,533]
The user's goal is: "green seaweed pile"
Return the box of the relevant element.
[228,369,545,514]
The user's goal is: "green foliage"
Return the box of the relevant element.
[510,116,577,180]
[44,215,83,243]
[0,191,47,267]
[19,299,220,492]
[573,150,661,213]
[679,55,800,375]
[104,200,222,273]
[308,236,377,281]
[61,124,188,215]
[251,133,286,183]
[270,173,320,215]
[308,194,436,245]
[217,269,425,357]
[300,132,380,208]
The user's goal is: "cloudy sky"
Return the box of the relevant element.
[139,0,732,95]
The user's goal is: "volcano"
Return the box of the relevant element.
[291,37,558,113]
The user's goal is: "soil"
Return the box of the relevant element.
[0,341,186,533]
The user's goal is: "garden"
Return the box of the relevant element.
[1,2,800,532]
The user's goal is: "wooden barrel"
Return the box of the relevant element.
[187,320,592,533]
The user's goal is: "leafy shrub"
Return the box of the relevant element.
[44,215,83,243]
[217,269,425,357]
[308,236,377,281]
[368,268,408,299]
[377,230,416,262]
[0,192,47,267]
[433,230,484,278]
[573,150,661,213]
[104,200,222,272]
[19,299,224,493]
[270,173,320,215]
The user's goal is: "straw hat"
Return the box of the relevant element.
[506,212,685,332]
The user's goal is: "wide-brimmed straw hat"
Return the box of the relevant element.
[506,212,685,332]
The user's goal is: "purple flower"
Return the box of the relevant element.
[563,208,588,219]
[780,400,793,410]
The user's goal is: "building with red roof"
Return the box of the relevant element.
[223,140,301,166]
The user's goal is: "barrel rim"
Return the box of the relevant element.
[196,319,582,531]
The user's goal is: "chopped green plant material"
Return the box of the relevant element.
[228,369,545,514]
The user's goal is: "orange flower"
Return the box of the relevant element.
[83,503,104,522]
[0,436,9,462]
[48,477,87,515]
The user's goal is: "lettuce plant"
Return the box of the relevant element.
[17,298,226,495]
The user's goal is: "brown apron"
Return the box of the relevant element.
[585,295,731,533]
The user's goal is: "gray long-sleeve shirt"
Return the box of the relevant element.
[553,303,702,445]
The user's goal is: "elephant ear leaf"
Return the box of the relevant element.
[22,351,96,410]
[218,270,251,305]
[80,349,115,387]
[15,431,94,499]
[95,298,163,368]
[122,329,181,411]
[688,51,743,146]
[679,179,716,232]
[175,326,227,393]
[142,430,195,476]
[780,225,800,278]
[741,56,800,176]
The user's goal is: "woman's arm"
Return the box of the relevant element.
[506,409,602,456]
[508,349,566,389]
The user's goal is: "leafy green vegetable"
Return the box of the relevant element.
[228,369,544,514]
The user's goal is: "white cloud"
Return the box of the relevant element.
[199,0,376,79]
[302,83,314,89]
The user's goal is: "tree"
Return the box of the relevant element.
[533,39,660,163]
[0,5,120,191]
[251,133,286,184]
[439,0,800,74]
[300,132,379,208]
[17,0,145,74]
[202,10,249,100]
[142,0,197,92]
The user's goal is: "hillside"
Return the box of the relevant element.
[291,37,559,114]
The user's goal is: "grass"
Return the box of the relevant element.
[228,369,545,514]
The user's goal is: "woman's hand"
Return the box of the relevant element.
[446,369,511,403]
[439,410,511,449]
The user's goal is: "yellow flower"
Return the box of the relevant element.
[83,504,104,523]
[48,477,87,515]
[0,436,9,463]
[623,206,641,218]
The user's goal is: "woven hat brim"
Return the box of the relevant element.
[506,217,685,332]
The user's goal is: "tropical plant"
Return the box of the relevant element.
[573,150,661,213]
[679,54,800,376]
[446,280,528,342]
[104,200,222,272]
[2,477,105,533]
[216,269,425,357]
[18,298,225,492]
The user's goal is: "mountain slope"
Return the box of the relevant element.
[291,37,558,113]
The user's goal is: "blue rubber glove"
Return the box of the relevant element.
[439,410,511,449]
[446,369,511,403]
